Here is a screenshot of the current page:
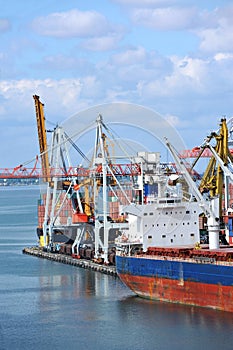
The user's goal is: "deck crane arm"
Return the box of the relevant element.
[165,138,215,216]
[165,138,220,250]
[33,95,50,182]
[207,144,233,181]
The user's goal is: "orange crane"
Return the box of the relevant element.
[72,178,94,223]
[33,95,50,182]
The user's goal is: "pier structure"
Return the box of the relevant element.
[23,247,117,276]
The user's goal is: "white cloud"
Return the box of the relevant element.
[131,7,198,30]
[113,1,233,54]
[110,46,146,65]
[0,79,82,122]
[31,9,112,38]
[94,47,173,91]
[0,76,110,125]
[214,53,233,61]
[198,25,233,53]
[174,56,208,83]
[81,34,123,51]
[1,47,232,116]
[0,49,228,125]
[136,55,209,101]
[196,5,233,53]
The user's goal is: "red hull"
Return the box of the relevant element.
[119,273,233,312]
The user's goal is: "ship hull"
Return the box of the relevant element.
[116,255,233,312]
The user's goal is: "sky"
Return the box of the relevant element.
[1,0,233,168]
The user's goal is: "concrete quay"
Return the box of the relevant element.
[22,247,117,277]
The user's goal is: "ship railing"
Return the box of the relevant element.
[132,253,233,266]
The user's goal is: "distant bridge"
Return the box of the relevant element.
[0,159,142,179]
[1,147,233,179]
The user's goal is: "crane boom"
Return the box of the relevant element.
[165,137,220,250]
[33,95,50,182]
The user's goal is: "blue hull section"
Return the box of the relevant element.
[116,255,233,286]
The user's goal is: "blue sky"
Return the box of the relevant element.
[1,0,233,167]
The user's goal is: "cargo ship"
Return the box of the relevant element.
[115,119,233,312]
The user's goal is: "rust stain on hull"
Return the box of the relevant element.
[119,273,233,312]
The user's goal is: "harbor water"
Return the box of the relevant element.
[0,186,233,350]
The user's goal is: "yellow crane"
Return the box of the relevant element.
[199,118,233,217]
[33,95,50,182]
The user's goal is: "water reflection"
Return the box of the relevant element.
[1,250,233,350]
[116,295,233,350]
[38,265,115,302]
[37,261,233,330]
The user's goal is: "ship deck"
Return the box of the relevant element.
[124,245,233,266]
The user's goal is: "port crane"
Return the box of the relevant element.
[166,118,233,248]
[196,118,233,217]
[33,95,51,182]
[33,97,141,262]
